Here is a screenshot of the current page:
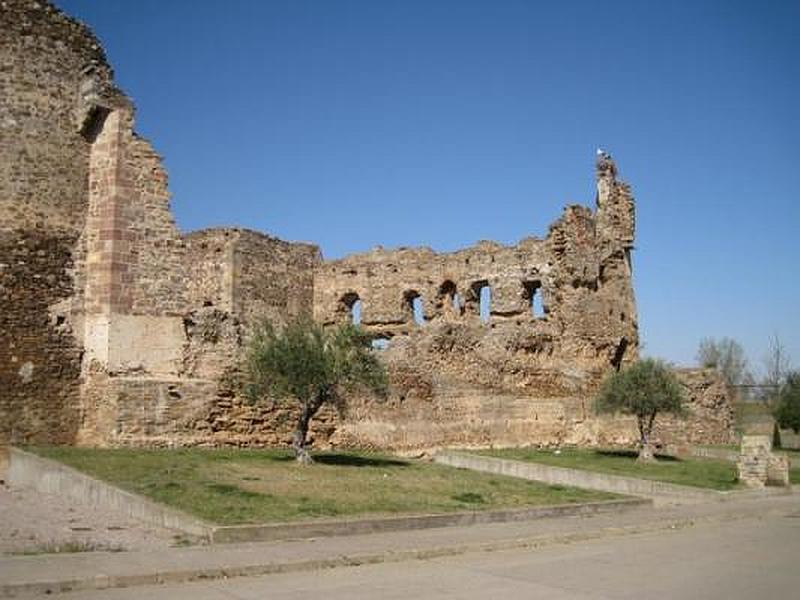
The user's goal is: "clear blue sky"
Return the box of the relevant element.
[57,0,799,372]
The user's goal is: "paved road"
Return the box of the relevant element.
[59,510,800,599]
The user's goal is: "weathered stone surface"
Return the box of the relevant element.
[737,435,790,488]
[0,0,735,452]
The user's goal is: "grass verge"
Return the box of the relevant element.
[28,447,619,526]
[475,447,741,491]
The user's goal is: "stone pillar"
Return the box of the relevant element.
[737,435,790,488]
[737,435,771,488]
[767,453,790,487]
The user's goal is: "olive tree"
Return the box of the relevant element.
[595,358,686,462]
[246,317,388,464]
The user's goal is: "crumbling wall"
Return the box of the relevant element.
[0,0,121,444]
[2,0,734,452]
[313,156,641,451]
[126,136,187,316]
[653,368,736,447]
[0,233,82,444]
[231,230,320,331]
[184,229,236,313]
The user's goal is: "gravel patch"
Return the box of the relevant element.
[0,482,185,555]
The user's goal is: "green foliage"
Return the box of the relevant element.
[774,371,800,433]
[595,358,686,459]
[245,317,388,462]
[596,358,686,420]
[247,317,388,405]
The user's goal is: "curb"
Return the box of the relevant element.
[0,502,788,598]
[7,448,212,538]
[435,451,793,503]
[210,498,649,543]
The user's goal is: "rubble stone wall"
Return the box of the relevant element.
[0,232,83,444]
[232,230,320,331]
[0,0,736,451]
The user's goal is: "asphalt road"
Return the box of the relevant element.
[59,511,800,599]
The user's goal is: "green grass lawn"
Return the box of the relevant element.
[29,447,619,525]
[475,447,741,491]
[787,450,800,484]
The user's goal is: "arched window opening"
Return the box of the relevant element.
[468,280,491,323]
[351,299,362,325]
[412,296,425,325]
[452,293,462,312]
[479,286,491,323]
[403,290,425,326]
[340,292,361,325]
[438,280,463,317]
[523,281,545,318]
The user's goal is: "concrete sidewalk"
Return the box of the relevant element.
[1,494,797,598]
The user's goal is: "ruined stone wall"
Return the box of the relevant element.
[2,0,734,452]
[231,230,320,331]
[654,368,736,447]
[0,0,115,234]
[313,158,641,451]
[126,135,187,316]
[0,0,121,444]
[0,232,82,444]
[184,229,236,313]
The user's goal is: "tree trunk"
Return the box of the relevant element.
[637,441,655,463]
[292,393,325,465]
[636,412,658,463]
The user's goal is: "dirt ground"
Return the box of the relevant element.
[0,482,181,555]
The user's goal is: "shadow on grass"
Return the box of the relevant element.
[595,449,682,463]
[312,453,411,468]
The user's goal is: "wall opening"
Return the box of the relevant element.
[404,290,425,326]
[437,280,462,317]
[610,337,629,371]
[412,297,425,325]
[523,281,545,318]
[469,281,491,323]
[453,293,462,313]
[480,286,491,323]
[340,292,361,325]
[371,337,390,351]
[80,105,110,143]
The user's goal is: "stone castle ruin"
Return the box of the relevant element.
[1,0,734,451]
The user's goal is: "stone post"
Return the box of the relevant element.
[737,434,790,488]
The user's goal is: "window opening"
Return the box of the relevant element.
[523,281,545,318]
[351,299,362,325]
[371,337,390,351]
[479,285,491,323]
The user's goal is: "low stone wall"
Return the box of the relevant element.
[435,451,721,503]
[7,447,211,537]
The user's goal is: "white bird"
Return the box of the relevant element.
[596,148,605,156]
